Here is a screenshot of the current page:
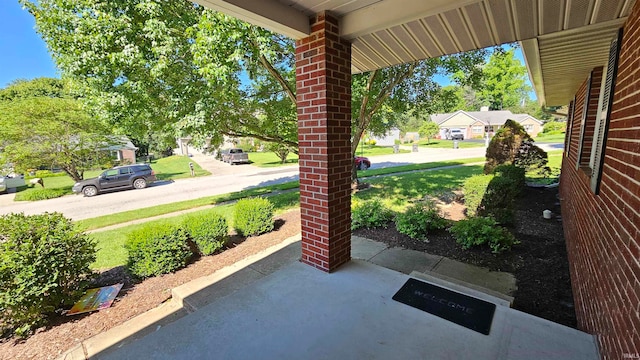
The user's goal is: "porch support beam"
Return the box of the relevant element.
[295,12,352,272]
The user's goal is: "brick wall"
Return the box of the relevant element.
[560,1,640,358]
[295,12,352,272]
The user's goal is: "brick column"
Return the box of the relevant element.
[295,12,352,272]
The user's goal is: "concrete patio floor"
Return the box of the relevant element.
[62,236,598,360]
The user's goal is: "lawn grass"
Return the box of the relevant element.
[248,152,299,167]
[355,145,411,156]
[150,155,210,180]
[358,157,485,177]
[534,133,566,143]
[89,163,484,269]
[417,139,485,148]
[249,146,411,168]
[356,165,484,212]
[90,192,301,269]
[13,156,210,201]
[76,181,300,230]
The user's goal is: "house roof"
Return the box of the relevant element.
[430,110,541,126]
[193,0,635,106]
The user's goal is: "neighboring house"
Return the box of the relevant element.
[105,137,137,164]
[430,108,543,139]
[370,129,400,146]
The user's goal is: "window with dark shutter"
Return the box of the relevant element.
[576,72,592,169]
[589,28,623,194]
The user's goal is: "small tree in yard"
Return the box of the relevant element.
[419,121,440,144]
[484,119,549,175]
[268,143,292,164]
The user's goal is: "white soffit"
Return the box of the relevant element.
[522,18,628,106]
[195,0,636,105]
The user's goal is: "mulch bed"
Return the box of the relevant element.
[354,185,578,328]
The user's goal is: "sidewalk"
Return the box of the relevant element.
[59,235,597,360]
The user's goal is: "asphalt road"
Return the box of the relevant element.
[0,143,563,221]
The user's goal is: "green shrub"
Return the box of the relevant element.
[125,223,192,278]
[183,213,228,255]
[0,213,96,337]
[542,121,566,134]
[493,164,525,193]
[234,197,274,236]
[449,217,518,253]
[463,174,493,217]
[351,198,394,230]
[32,170,67,178]
[395,201,449,240]
[14,188,70,201]
[484,119,549,174]
[479,175,520,225]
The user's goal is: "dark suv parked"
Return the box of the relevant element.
[72,164,157,197]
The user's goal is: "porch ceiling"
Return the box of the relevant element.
[193,0,635,106]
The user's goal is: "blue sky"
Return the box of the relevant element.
[0,1,59,88]
[0,1,534,99]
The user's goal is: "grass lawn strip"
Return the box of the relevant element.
[249,145,410,167]
[78,158,485,231]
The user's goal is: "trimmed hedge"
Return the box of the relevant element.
[234,197,274,237]
[14,188,70,201]
[351,198,394,230]
[462,174,493,217]
[463,165,524,225]
[493,164,525,194]
[182,213,228,256]
[449,216,518,253]
[125,224,192,278]
[395,201,449,241]
[0,213,96,337]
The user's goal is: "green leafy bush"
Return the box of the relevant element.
[449,217,518,253]
[234,197,274,236]
[351,198,394,230]
[183,213,228,255]
[14,188,70,201]
[32,170,67,178]
[125,224,192,278]
[479,175,522,225]
[493,164,525,193]
[541,121,566,134]
[0,213,96,337]
[463,174,493,217]
[395,201,449,240]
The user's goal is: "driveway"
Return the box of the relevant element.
[0,143,562,221]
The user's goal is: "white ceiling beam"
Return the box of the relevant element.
[193,0,310,39]
[339,0,480,39]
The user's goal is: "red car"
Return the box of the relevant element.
[355,156,371,170]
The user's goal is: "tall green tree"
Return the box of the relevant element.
[478,48,530,110]
[0,97,114,182]
[22,0,297,151]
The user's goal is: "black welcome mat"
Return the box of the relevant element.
[392,278,496,335]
